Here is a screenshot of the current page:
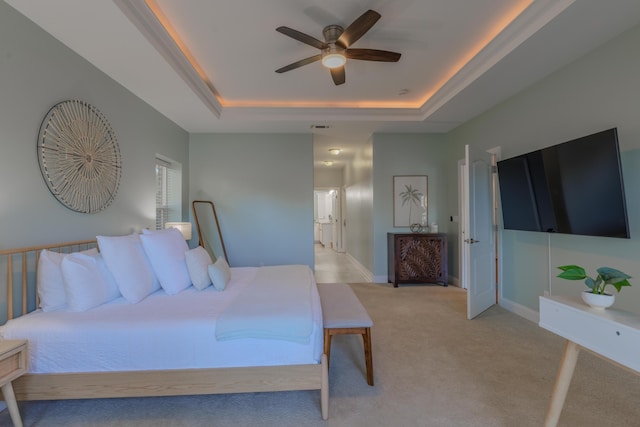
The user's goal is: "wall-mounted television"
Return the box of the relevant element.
[496,128,630,238]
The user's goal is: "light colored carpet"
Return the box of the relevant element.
[2,283,639,426]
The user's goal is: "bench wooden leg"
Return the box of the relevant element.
[324,327,374,386]
[324,329,332,368]
[362,327,374,386]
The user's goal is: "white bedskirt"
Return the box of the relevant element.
[0,266,323,373]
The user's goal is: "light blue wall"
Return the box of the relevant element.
[0,1,189,249]
[189,133,314,268]
[446,23,640,314]
[343,140,374,273]
[371,134,448,280]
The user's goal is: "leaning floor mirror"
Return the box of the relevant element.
[192,200,229,264]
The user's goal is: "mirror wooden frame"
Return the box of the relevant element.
[191,200,228,263]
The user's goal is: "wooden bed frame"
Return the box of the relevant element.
[0,240,329,420]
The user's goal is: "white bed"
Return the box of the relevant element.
[0,240,328,419]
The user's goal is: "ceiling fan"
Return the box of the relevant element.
[275,9,401,85]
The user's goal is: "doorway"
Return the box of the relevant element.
[314,188,341,251]
[313,187,369,283]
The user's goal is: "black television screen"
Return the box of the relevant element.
[497,128,630,238]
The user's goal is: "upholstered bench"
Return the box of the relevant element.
[317,283,374,386]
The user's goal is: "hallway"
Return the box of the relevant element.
[313,243,372,283]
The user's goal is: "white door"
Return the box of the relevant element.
[463,145,496,319]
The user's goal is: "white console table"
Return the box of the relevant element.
[539,295,640,427]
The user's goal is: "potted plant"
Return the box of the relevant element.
[557,265,632,309]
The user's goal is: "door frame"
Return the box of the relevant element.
[339,185,347,253]
[488,146,502,306]
[458,158,468,290]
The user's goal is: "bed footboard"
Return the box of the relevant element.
[7,355,329,419]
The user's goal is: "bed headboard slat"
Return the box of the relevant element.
[1,239,97,324]
[22,253,28,316]
[6,253,13,321]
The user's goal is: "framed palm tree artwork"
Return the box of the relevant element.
[394,175,428,227]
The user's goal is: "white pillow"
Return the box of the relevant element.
[97,234,160,303]
[140,228,191,295]
[208,256,231,291]
[61,252,121,311]
[185,246,213,290]
[37,247,98,312]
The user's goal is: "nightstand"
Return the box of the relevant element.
[0,340,28,427]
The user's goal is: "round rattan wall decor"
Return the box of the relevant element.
[37,100,122,213]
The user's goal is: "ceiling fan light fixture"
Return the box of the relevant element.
[321,46,346,69]
[275,10,400,85]
[328,148,341,155]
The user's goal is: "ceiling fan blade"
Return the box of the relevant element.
[336,9,381,48]
[346,48,401,62]
[330,66,345,85]
[276,26,328,50]
[275,55,322,73]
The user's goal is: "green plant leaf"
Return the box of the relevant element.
[557,265,587,280]
[610,279,632,293]
[597,267,632,283]
[584,277,596,291]
[558,265,581,272]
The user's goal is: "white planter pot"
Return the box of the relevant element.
[581,290,615,309]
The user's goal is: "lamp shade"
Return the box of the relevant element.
[165,222,192,240]
[321,52,346,68]
[321,46,346,69]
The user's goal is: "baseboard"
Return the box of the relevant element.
[448,275,460,287]
[372,275,388,283]
[345,253,374,282]
[499,296,539,323]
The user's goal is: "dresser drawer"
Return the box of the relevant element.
[0,340,28,384]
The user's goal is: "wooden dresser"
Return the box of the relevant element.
[387,233,447,287]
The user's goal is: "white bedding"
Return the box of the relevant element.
[216,265,313,343]
[0,266,323,374]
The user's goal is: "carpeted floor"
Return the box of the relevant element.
[2,283,639,426]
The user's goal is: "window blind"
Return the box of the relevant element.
[155,157,182,230]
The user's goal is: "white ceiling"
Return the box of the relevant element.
[5,0,640,169]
